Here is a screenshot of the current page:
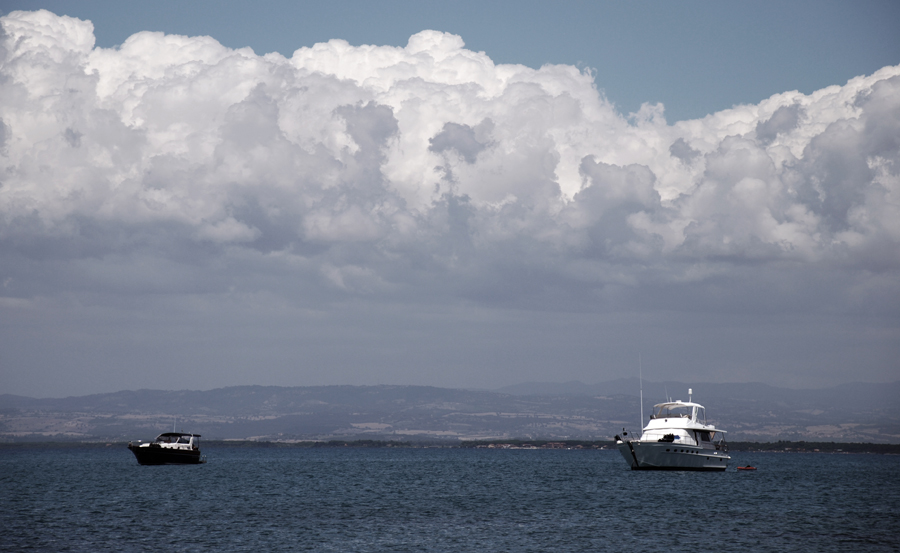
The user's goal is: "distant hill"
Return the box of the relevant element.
[1,381,898,443]
[496,379,900,412]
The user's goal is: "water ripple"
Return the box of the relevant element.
[1,447,898,552]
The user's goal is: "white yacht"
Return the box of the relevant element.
[616,392,729,471]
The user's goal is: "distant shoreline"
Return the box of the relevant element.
[2,439,899,454]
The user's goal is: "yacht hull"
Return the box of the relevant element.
[617,441,729,471]
[128,443,204,465]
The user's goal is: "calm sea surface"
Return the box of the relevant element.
[1,445,898,552]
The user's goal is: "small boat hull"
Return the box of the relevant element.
[617,441,729,471]
[128,443,205,465]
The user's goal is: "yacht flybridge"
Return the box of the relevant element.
[616,391,729,471]
[127,432,206,465]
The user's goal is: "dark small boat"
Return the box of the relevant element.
[128,432,206,465]
[737,466,757,470]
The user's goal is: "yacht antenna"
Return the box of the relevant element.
[173,416,176,432]
[639,353,644,429]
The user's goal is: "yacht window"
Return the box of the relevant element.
[653,405,692,419]
[698,431,711,442]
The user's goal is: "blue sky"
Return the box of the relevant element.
[0,2,898,397]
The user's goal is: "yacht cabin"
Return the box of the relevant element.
[639,401,725,450]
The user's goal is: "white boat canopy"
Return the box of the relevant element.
[650,401,707,422]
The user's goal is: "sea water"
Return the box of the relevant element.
[1,446,898,552]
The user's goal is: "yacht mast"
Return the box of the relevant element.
[639,353,643,430]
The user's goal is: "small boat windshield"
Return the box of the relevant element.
[155,434,198,445]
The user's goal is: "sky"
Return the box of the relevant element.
[0,2,898,398]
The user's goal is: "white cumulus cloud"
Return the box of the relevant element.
[1,9,898,316]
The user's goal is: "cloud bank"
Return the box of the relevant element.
[1,10,898,393]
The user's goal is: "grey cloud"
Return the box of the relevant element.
[64,127,82,147]
[794,120,871,233]
[220,85,283,150]
[429,119,494,163]
[859,75,900,159]
[787,80,900,239]
[335,101,399,159]
[755,103,804,144]
[668,137,699,164]
[0,118,8,151]
[571,158,661,259]
[577,158,659,211]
